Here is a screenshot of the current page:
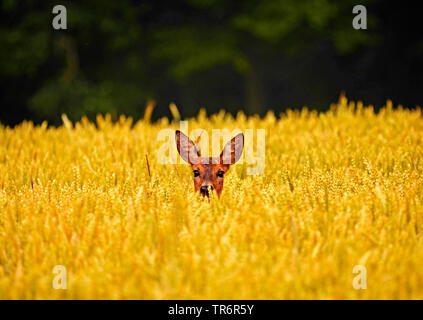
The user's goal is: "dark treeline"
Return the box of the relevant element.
[0,0,422,126]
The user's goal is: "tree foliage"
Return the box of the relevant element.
[0,0,391,124]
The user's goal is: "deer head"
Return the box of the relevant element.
[175,130,244,198]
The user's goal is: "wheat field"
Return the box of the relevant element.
[0,96,422,299]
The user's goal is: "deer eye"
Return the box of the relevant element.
[193,170,200,177]
[217,170,224,178]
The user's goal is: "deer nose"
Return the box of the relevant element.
[200,186,210,197]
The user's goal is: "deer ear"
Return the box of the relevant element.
[220,133,244,165]
[175,130,201,164]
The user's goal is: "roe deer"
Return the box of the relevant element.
[175,130,244,198]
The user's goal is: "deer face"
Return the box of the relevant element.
[175,130,244,198]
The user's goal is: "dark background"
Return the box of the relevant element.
[0,0,422,126]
